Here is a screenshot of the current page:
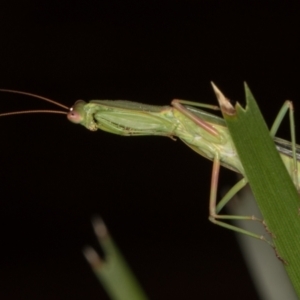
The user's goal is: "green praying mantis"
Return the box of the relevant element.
[0,84,299,246]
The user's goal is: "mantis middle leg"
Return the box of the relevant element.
[172,99,274,244]
[270,100,299,191]
[208,154,273,245]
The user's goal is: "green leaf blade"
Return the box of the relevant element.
[220,84,300,295]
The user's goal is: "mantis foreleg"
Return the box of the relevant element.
[171,99,220,136]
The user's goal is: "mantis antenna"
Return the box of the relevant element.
[0,89,69,117]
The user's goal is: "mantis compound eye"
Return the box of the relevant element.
[67,100,86,124]
[67,109,81,123]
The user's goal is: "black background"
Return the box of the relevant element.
[0,1,299,299]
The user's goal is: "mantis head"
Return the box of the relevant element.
[67,100,86,124]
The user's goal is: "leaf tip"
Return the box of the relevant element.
[92,216,109,239]
[243,82,254,107]
[211,82,236,116]
[83,246,104,268]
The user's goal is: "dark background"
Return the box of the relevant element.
[0,1,299,299]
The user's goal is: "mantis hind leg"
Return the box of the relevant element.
[208,154,273,246]
[270,101,299,191]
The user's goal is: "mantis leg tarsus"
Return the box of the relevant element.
[262,220,276,238]
[208,216,273,246]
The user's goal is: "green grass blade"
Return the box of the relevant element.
[213,83,300,297]
[83,218,149,300]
